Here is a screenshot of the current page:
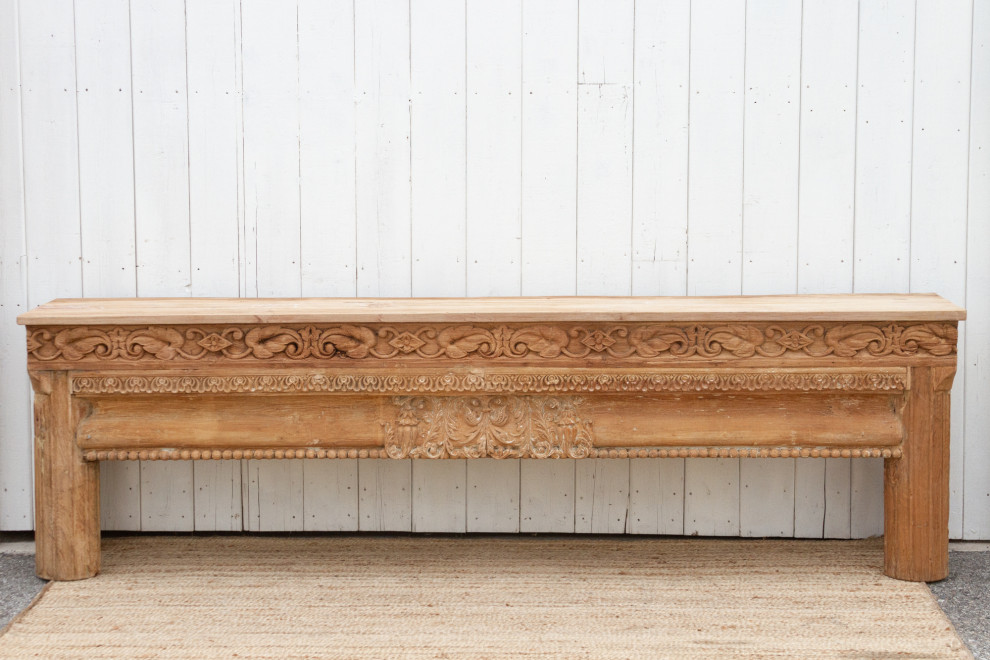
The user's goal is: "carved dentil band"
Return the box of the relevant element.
[29,321,957,363]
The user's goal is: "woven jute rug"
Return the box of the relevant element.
[0,536,971,659]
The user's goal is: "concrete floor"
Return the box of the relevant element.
[1,536,988,658]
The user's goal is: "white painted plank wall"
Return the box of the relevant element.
[1,0,988,540]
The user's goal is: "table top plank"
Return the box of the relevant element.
[17,294,965,325]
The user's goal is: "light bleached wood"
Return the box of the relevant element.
[32,372,100,580]
[74,390,907,452]
[412,460,466,533]
[18,293,967,326]
[357,459,411,532]
[467,459,520,533]
[575,459,629,534]
[627,458,684,535]
[303,461,358,532]
[520,460,574,533]
[885,367,953,580]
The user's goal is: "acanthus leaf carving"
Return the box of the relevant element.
[381,395,594,459]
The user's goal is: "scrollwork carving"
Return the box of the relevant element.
[28,322,957,364]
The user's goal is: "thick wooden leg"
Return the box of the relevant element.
[883,366,954,582]
[32,371,100,580]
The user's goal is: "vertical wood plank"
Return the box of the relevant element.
[627,0,690,534]
[0,0,32,530]
[823,458,852,539]
[575,0,633,295]
[412,460,466,533]
[304,461,359,532]
[19,0,82,305]
[683,0,746,537]
[466,0,522,296]
[240,0,305,532]
[410,0,466,296]
[141,459,194,531]
[740,460,794,538]
[461,2,524,521]
[355,0,411,297]
[76,0,136,299]
[738,0,801,538]
[577,0,633,84]
[520,0,577,295]
[194,461,242,532]
[74,0,141,532]
[299,0,357,297]
[627,459,684,535]
[964,0,990,540]
[910,0,972,539]
[467,460,520,533]
[576,84,633,295]
[358,459,412,531]
[851,0,917,538]
[520,460,574,533]
[684,458,739,537]
[187,0,241,297]
[247,460,304,532]
[575,459,629,534]
[796,0,859,539]
[131,0,194,532]
[186,0,243,531]
[631,0,690,296]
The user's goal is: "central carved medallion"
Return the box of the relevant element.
[382,395,594,459]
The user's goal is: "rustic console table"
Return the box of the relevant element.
[18,294,964,582]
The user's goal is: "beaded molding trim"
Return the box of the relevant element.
[30,321,957,364]
[83,446,903,461]
[70,370,909,395]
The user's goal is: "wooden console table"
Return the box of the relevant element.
[18,294,964,582]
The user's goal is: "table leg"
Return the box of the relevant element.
[32,371,100,580]
[883,366,954,582]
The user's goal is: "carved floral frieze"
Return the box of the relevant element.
[381,395,594,459]
[27,322,957,364]
[69,371,908,395]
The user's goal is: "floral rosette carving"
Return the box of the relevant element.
[382,395,594,459]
